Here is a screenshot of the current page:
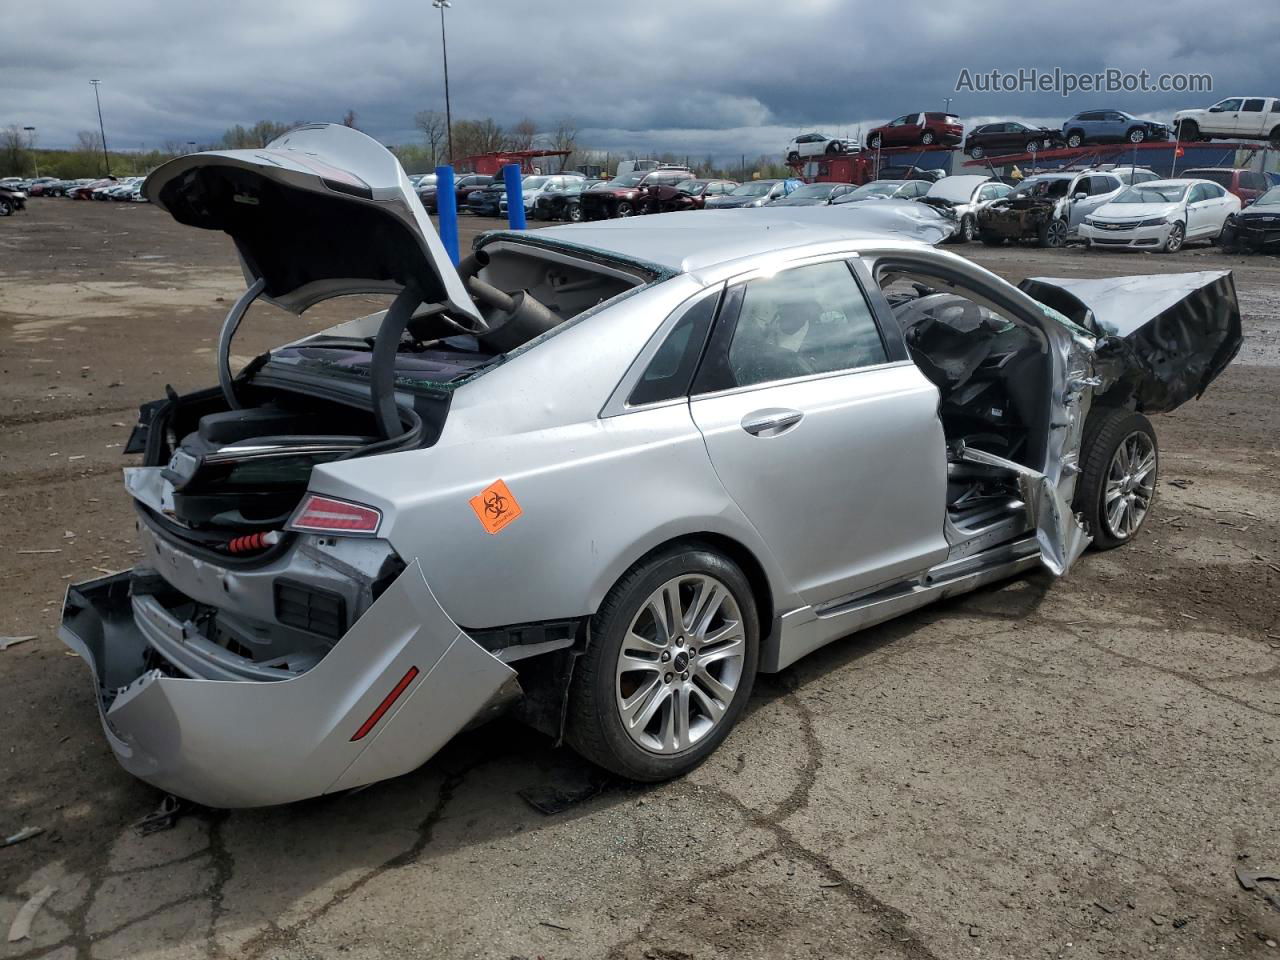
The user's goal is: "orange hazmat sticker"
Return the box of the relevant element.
[469,479,522,534]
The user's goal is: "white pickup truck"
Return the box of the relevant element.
[1173,97,1280,144]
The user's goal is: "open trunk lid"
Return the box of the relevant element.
[144,123,480,322]
[1019,271,1242,413]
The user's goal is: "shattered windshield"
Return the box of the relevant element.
[1014,178,1070,199]
[1114,185,1188,203]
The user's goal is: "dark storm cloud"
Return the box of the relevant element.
[3,0,1275,161]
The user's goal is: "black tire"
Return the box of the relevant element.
[1270,126,1280,148]
[567,203,583,223]
[1178,121,1200,142]
[1128,127,1146,144]
[1026,140,1041,154]
[1038,218,1067,248]
[957,214,976,243]
[969,145,985,159]
[921,130,936,146]
[825,141,840,155]
[1074,407,1158,550]
[868,134,882,149]
[786,151,800,164]
[0,199,10,217]
[1066,131,1084,149]
[615,201,634,218]
[566,544,760,782]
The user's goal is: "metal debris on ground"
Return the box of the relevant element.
[0,636,37,650]
[517,775,608,816]
[134,794,187,836]
[1236,865,1280,910]
[7,885,56,943]
[1,826,44,848]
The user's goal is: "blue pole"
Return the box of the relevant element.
[503,163,526,230]
[435,164,459,265]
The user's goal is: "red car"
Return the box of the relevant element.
[866,112,963,149]
[1181,167,1271,207]
[640,178,739,213]
[70,178,117,200]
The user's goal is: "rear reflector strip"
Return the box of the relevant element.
[350,666,420,742]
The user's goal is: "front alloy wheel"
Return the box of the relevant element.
[921,131,936,145]
[1043,218,1068,247]
[1129,128,1147,143]
[567,545,759,781]
[1066,132,1084,148]
[1074,407,1159,549]
[1162,221,1185,253]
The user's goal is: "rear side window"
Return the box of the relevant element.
[1243,99,1266,112]
[708,261,887,391]
[628,290,720,406]
[1187,170,1232,188]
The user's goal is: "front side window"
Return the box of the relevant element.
[718,261,887,390]
[1214,99,1243,111]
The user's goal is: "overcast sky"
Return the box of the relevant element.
[4,0,1276,162]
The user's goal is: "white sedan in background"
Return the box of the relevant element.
[1079,179,1240,253]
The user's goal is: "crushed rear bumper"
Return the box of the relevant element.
[59,561,517,808]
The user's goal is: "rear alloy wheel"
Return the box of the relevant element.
[1026,140,1041,154]
[615,201,634,218]
[1128,128,1147,144]
[969,145,985,159]
[567,204,583,222]
[1161,221,1185,253]
[1075,408,1158,549]
[868,134,882,149]
[0,199,10,217]
[1066,131,1084,149]
[567,545,759,781]
[921,130,936,146]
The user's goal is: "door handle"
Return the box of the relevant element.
[741,409,804,437]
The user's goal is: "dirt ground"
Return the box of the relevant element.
[2,200,1279,960]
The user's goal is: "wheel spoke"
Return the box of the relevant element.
[689,581,726,638]
[624,629,665,655]
[690,682,726,724]
[671,687,690,750]
[693,664,734,704]
[617,651,661,675]
[622,677,668,731]
[1107,496,1128,534]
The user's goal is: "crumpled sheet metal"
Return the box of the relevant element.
[1018,271,1241,414]
[959,443,1090,576]
[749,198,956,246]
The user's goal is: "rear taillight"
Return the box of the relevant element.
[288,495,382,535]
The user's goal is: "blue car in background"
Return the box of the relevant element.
[1062,110,1171,148]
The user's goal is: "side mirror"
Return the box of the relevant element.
[1208,106,1223,113]
[1073,192,1088,202]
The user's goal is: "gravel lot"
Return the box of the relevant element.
[2,200,1279,960]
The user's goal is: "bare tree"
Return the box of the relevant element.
[451,118,505,162]
[414,110,447,167]
[508,116,537,151]
[548,117,578,170]
[0,125,26,176]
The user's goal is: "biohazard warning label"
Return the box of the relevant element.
[469,479,522,534]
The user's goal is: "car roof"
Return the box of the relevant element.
[520,211,930,275]
[1180,167,1244,173]
[1131,179,1200,187]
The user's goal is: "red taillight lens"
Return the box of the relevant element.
[289,495,382,535]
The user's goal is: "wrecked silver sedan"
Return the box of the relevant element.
[61,124,1241,807]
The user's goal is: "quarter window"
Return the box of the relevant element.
[718,261,887,390]
[628,291,720,406]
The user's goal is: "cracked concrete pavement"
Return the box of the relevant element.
[2,202,1279,958]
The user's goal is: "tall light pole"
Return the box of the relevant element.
[433,0,454,164]
[943,97,953,113]
[89,79,111,176]
[22,126,37,177]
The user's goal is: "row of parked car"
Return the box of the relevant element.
[0,175,150,205]
[785,97,1280,165]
